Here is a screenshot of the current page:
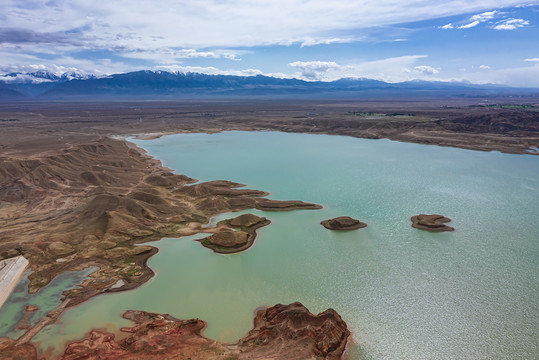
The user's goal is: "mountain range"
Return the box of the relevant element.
[1,70,538,100]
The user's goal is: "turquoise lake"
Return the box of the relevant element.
[7,131,539,359]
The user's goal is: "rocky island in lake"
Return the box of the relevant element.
[411,214,455,232]
[198,213,270,254]
[321,216,367,230]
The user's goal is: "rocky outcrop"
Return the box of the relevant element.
[25,305,38,312]
[60,311,225,360]
[15,305,39,331]
[239,302,350,359]
[56,302,350,360]
[321,216,367,230]
[226,213,266,228]
[0,338,38,360]
[411,214,454,232]
[202,230,249,248]
[198,213,270,254]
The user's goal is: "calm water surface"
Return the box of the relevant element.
[18,132,539,359]
[0,268,96,339]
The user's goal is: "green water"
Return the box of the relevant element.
[25,132,539,358]
[0,267,97,339]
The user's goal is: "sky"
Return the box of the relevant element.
[1,0,539,86]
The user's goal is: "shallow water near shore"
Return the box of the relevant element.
[0,267,97,339]
[28,132,539,358]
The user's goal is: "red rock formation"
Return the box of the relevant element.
[0,338,38,360]
[56,302,350,360]
[61,311,223,360]
[239,302,350,359]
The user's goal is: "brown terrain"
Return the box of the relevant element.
[0,98,537,358]
[1,98,538,154]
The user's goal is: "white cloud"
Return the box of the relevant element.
[2,0,538,81]
[300,37,354,47]
[0,73,55,83]
[156,59,539,87]
[3,58,539,88]
[456,10,501,29]
[154,65,258,77]
[158,57,539,87]
[458,20,481,29]
[285,57,539,87]
[471,10,498,22]
[493,18,529,29]
[524,58,539,62]
[0,51,142,76]
[0,63,88,77]
[1,1,538,87]
[440,23,454,29]
[288,61,340,80]
[0,53,438,84]
[152,64,294,79]
[174,49,241,60]
[2,0,537,49]
[288,55,440,82]
[479,64,491,69]
[460,61,539,87]
[119,48,244,61]
[413,65,439,75]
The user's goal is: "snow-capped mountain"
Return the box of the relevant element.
[0,70,95,84]
[0,70,536,100]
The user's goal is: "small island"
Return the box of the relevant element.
[198,213,270,254]
[321,216,367,230]
[411,214,454,232]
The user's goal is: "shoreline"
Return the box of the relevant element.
[55,302,351,359]
[1,100,538,358]
[1,99,537,156]
[0,133,327,357]
[131,127,539,156]
[1,129,533,352]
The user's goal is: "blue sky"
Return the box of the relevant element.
[1,0,539,86]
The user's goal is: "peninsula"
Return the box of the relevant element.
[198,213,271,254]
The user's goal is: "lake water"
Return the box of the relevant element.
[12,131,539,359]
[0,267,96,339]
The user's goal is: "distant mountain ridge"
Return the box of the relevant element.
[0,70,537,100]
[0,70,95,84]
[0,70,97,98]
